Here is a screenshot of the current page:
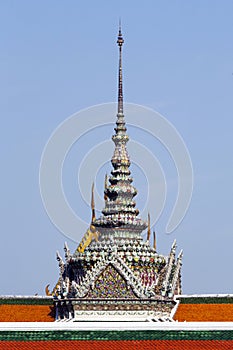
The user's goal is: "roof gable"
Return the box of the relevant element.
[87,263,136,299]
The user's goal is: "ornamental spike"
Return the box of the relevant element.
[178,249,183,260]
[64,241,69,252]
[147,213,151,241]
[56,250,62,262]
[91,182,96,223]
[117,23,124,114]
[104,173,108,201]
[153,229,156,250]
[171,239,177,252]
[64,241,70,260]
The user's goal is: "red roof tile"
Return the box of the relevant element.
[1,340,233,350]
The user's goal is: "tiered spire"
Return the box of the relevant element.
[94,25,147,239]
[52,27,183,321]
[117,23,124,114]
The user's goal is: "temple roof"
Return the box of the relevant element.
[2,294,233,322]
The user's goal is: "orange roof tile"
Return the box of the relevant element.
[174,303,233,322]
[0,305,54,322]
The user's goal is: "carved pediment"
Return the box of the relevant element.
[87,263,136,299]
[69,252,156,299]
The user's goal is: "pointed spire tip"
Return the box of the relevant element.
[117,21,124,47]
[117,23,124,114]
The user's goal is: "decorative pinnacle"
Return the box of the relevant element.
[178,250,183,260]
[117,20,124,47]
[153,229,156,250]
[171,239,177,253]
[117,23,124,114]
[104,174,108,201]
[91,182,96,222]
[147,213,151,241]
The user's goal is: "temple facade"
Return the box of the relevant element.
[50,27,183,322]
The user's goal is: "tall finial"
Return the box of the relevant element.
[91,182,96,223]
[117,21,124,114]
[153,228,156,250]
[104,174,108,201]
[147,213,151,241]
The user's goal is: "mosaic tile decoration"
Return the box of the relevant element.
[87,264,136,299]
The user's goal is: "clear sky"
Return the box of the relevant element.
[1,0,233,296]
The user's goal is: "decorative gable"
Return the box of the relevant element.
[87,264,136,299]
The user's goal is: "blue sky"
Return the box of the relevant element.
[1,1,233,295]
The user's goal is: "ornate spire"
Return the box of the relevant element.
[94,26,147,239]
[117,22,124,114]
